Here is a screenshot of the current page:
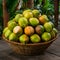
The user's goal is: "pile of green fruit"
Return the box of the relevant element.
[3,9,58,44]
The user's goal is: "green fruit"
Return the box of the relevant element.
[13,26,23,36]
[35,25,44,35]
[23,12,33,19]
[32,9,40,17]
[44,22,53,32]
[15,14,23,22]
[5,30,12,38]
[50,30,55,39]
[30,34,41,43]
[3,27,8,34]
[53,28,58,35]
[24,26,34,36]
[9,33,18,41]
[49,21,54,28]
[29,18,39,26]
[42,32,51,42]
[19,34,29,43]
[18,17,28,28]
[8,22,17,31]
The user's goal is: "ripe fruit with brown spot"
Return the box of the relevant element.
[24,26,34,36]
[35,25,44,35]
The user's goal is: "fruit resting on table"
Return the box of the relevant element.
[3,9,58,44]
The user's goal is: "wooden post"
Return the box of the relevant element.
[54,0,59,27]
[2,0,9,27]
[27,0,34,9]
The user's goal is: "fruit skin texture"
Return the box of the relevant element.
[9,33,18,41]
[42,32,51,42]
[53,28,58,35]
[13,26,23,36]
[23,12,33,19]
[18,17,28,28]
[30,34,41,43]
[44,22,53,32]
[23,9,32,15]
[32,9,40,18]
[35,25,44,35]
[24,26,34,36]
[8,22,17,31]
[50,30,55,39]
[19,34,29,43]
[39,15,49,24]
[3,27,8,34]
[15,14,23,22]
[5,30,12,38]
[29,18,39,26]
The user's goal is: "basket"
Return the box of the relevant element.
[2,35,58,55]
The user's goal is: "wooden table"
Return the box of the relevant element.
[0,33,60,60]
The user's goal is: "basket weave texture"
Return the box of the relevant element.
[3,35,58,55]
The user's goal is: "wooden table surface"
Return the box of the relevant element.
[0,33,60,60]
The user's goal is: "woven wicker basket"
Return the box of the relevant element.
[3,35,58,55]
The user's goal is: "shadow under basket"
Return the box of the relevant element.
[3,35,58,56]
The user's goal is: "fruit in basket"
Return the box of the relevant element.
[15,14,23,22]
[35,25,44,35]
[53,28,58,35]
[29,18,39,26]
[13,26,23,36]
[50,30,55,39]
[39,15,49,24]
[49,22,54,28]
[9,33,18,41]
[30,34,41,43]
[32,9,40,18]
[5,30,12,38]
[23,9,32,15]
[19,34,29,43]
[3,27,8,34]
[18,17,28,28]
[24,26,34,36]
[23,12,33,19]
[8,22,17,31]
[44,22,53,32]
[41,32,51,42]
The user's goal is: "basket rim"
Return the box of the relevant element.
[2,34,58,46]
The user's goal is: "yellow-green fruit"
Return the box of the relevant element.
[29,18,39,26]
[32,9,40,18]
[30,34,41,43]
[9,33,18,41]
[5,30,12,38]
[49,21,54,28]
[24,26,34,36]
[13,26,23,36]
[18,17,28,28]
[53,28,58,35]
[15,14,23,22]
[23,12,33,19]
[44,22,53,32]
[19,34,29,43]
[35,25,44,35]
[42,32,51,42]
[23,9,32,15]
[3,27,8,34]
[50,30,55,39]
[8,22,17,31]
[39,15,49,24]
